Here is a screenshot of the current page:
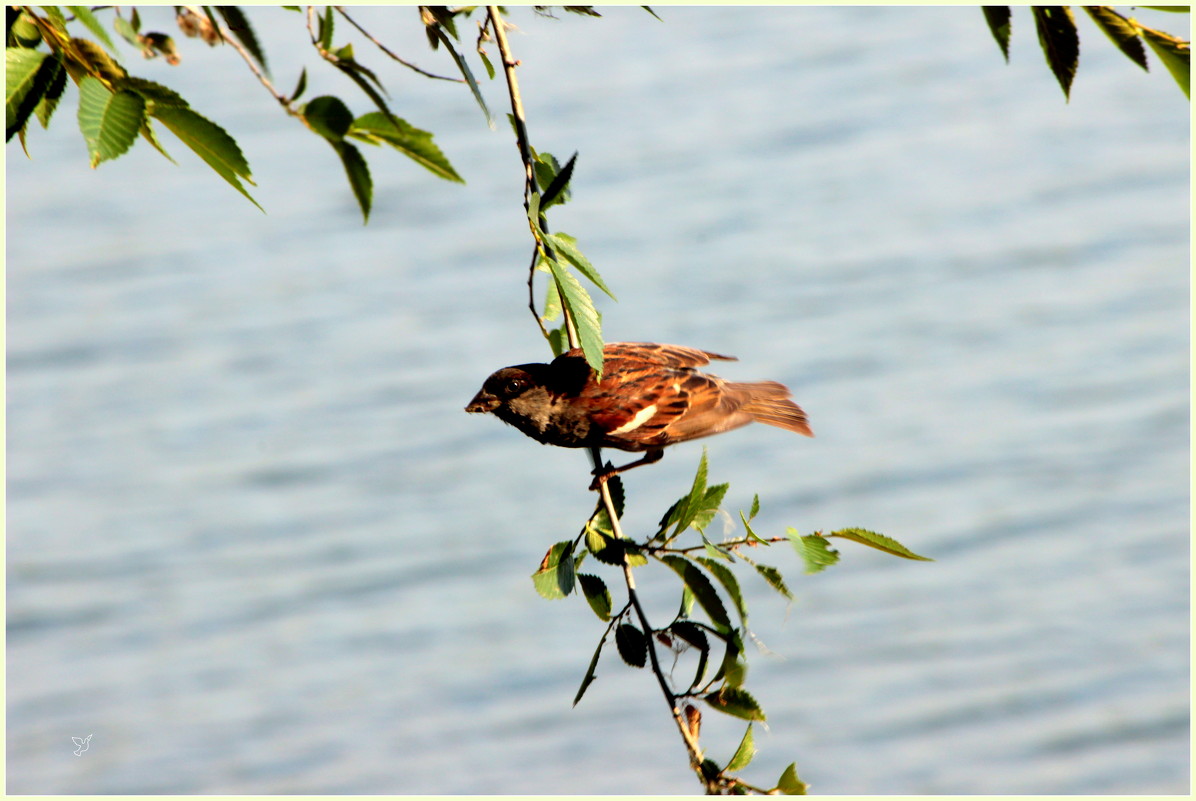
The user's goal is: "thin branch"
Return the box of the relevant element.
[489,13,711,787]
[215,18,295,113]
[335,6,465,82]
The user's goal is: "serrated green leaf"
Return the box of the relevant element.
[660,554,731,632]
[547,232,616,300]
[34,54,67,129]
[69,36,125,82]
[827,528,934,561]
[542,272,563,322]
[348,110,463,182]
[318,5,334,51]
[76,76,144,166]
[113,14,140,47]
[704,686,765,721]
[577,573,612,621]
[336,140,372,223]
[615,622,647,667]
[982,6,1012,63]
[748,493,760,520]
[151,104,260,209]
[690,482,729,532]
[1140,27,1190,98]
[532,540,575,600]
[739,510,768,544]
[7,48,49,141]
[67,6,118,55]
[430,24,492,127]
[786,529,839,574]
[539,150,576,210]
[1083,6,1148,72]
[1032,6,1079,100]
[478,49,495,80]
[216,7,268,75]
[137,118,174,162]
[545,258,604,376]
[753,563,793,601]
[775,762,809,795]
[573,627,607,706]
[10,10,43,47]
[697,557,748,626]
[304,94,353,141]
[289,67,308,103]
[702,534,735,562]
[117,76,189,108]
[726,724,756,773]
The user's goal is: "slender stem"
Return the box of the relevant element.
[215,17,295,113]
[488,6,537,202]
[335,6,465,82]
[488,14,709,788]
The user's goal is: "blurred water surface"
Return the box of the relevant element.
[6,6,1189,794]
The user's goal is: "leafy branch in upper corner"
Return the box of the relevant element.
[6,6,476,221]
[982,5,1190,99]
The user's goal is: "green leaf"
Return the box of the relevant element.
[1141,6,1191,11]
[775,763,809,795]
[660,555,732,633]
[304,95,354,140]
[151,104,260,209]
[672,620,711,690]
[546,234,618,300]
[335,140,372,222]
[137,118,175,162]
[541,272,563,322]
[478,48,495,80]
[10,10,43,47]
[748,493,760,520]
[1140,27,1190,98]
[697,557,748,626]
[7,48,49,141]
[531,540,576,600]
[702,534,735,562]
[615,623,648,668]
[117,76,189,108]
[113,14,140,47]
[318,5,334,51]
[577,573,612,621]
[545,257,604,376]
[34,54,67,129]
[216,7,268,75]
[690,483,730,532]
[982,7,1012,63]
[76,76,144,166]
[704,686,766,721]
[726,724,756,773]
[539,150,576,210]
[42,7,69,37]
[1032,6,1079,100]
[349,111,464,182]
[573,627,607,706]
[429,24,492,127]
[753,563,793,601]
[786,529,840,575]
[69,36,126,82]
[1083,7,1148,71]
[827,528,934,561]
[67,6,119,55]
[289,67,308,103]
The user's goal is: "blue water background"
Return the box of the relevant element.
[6,6,1189,794]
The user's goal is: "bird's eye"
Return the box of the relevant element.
[502,377,527,396]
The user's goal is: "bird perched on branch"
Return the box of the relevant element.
[466,341,812,487]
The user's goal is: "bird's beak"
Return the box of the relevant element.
[465,390,499,414]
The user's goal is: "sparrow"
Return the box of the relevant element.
[465,342,812,486]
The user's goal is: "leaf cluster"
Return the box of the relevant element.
[531,450,932,793]
[982,5,1190,99]
[7,5,482,220]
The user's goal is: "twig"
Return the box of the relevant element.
[335,6,465,82]
[215,18,295,113]
[490,8,712,789]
